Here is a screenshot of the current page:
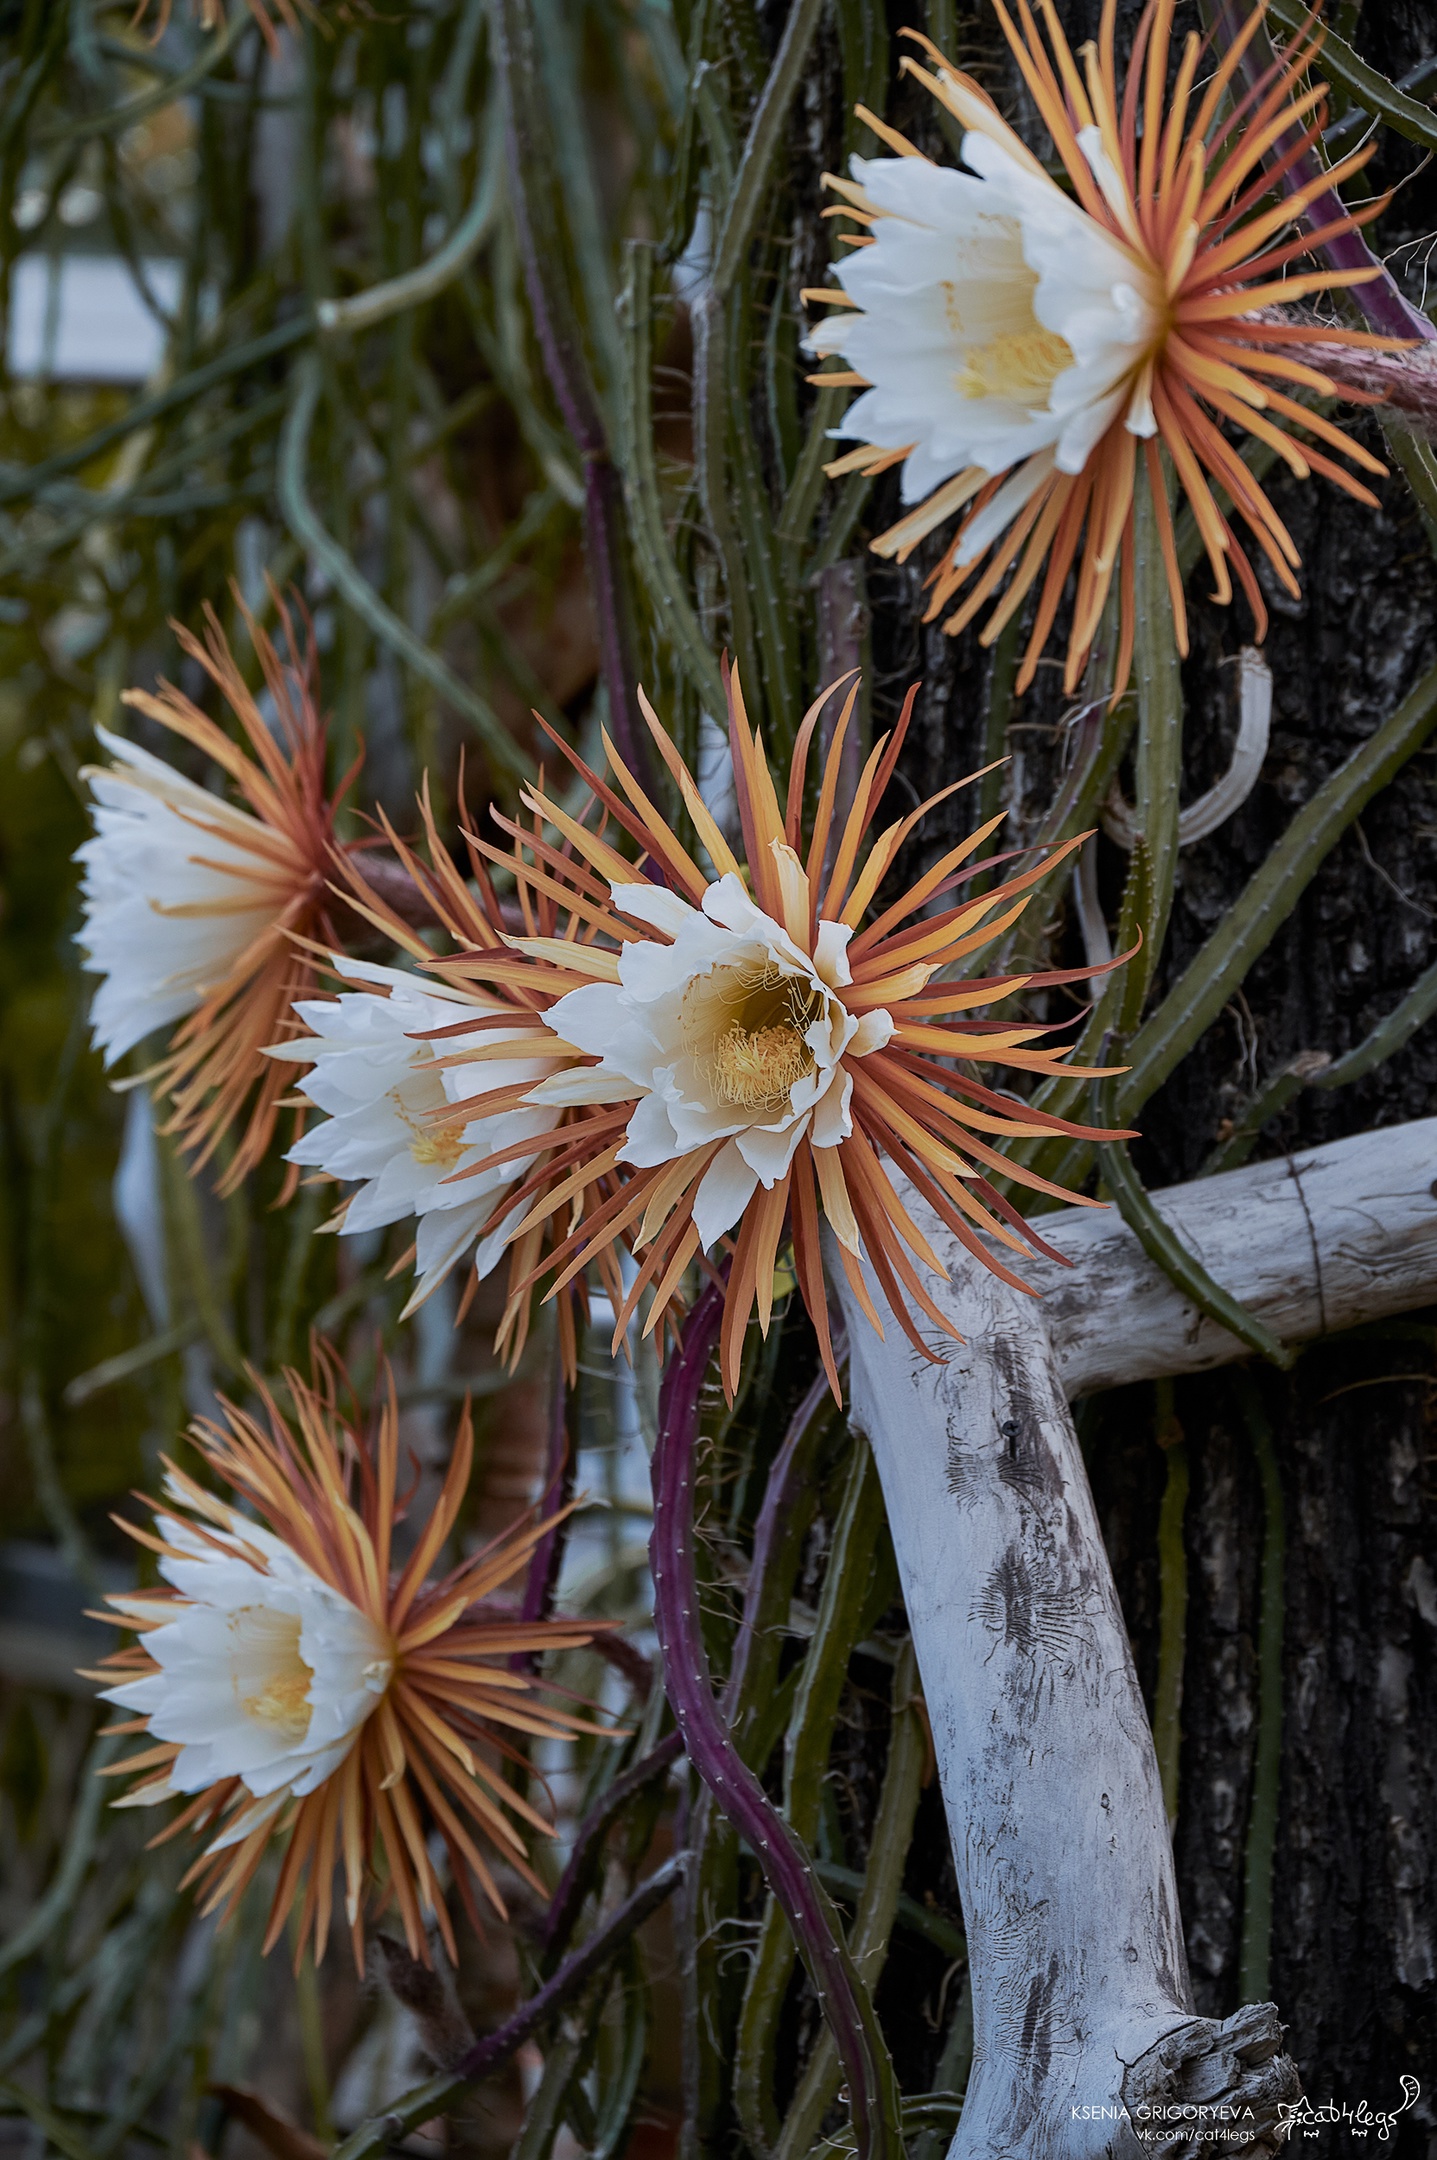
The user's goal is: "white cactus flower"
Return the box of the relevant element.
[102,1485,392,1822]
[804,143,1161,531]
[270,958,565,1310]
[527,876,892,1250]
[76,728,310,1066]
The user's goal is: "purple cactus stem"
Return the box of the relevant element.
[490,0,657,795]
[544,1360,838,1972]
[541,1729,686,1961]
[649,1284,901,2160]
[450,1857,683,2088]
[1203,0,1436,343]
[727,1354,841,1705]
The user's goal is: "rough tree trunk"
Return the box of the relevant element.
[838,1,1437,2139]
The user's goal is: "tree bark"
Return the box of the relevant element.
[772,0,1437,2134]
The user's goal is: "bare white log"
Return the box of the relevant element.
[1022,1116,1437,1400]
[829,1117,1437,2160]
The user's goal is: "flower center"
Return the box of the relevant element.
[389,1067,465,1169]
[229,1606,314,1742]
[957,324,1075,406]
[683,960,820,1116]
[403,1122,465,1169]
[710,1023,814,1110]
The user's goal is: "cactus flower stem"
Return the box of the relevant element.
[649,1285,902,2160]
[1202,0,1436,342]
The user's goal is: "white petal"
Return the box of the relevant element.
[401,1205,490,1315]
[701,877,809,973]
[850,1009,895,1056]
[273,972,559,1299]
[75,754,281,1065]
[620,1088,685,1168]
[617,922,733,1007]
[736,1114,809,1187]
[809,1067,855,1148]
[469,1203,527,1288]
[802,132,1162,513]
[693,1140,760,1248]
[1052,382,1128,476]
[329,952,495,1005]
[128,1537,389,1808]
[525,1067,639,1107]
[610,880,700,938]
[813,917,855,988]
[542,981,629,1058]
[111,1776,180,1810]
[955,452,1056,565]
[203,1789,288,1850]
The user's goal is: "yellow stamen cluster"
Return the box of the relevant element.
[684,961,820,1113]
[389,1084,467,1170]
[236,1615,314,1740]
[957,325,1075,404]
[710,1023,815,1113]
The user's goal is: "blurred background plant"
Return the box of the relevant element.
[1,2,1435,2159]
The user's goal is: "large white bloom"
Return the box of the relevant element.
[102,1487,391,1824]
[804,131,1162,523]
[76,728,294,1064]
[527,876,893,1249]
[269,958,562,1309]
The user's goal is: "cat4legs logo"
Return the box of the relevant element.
[1277,2077,1422,2142]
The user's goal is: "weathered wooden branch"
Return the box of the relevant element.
[830,1119,1437,2160]
[1020,1117,1437,1399]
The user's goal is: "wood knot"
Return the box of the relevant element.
[1120,2003,1302,2160]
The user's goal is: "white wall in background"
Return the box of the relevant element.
[8,254,181,383]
